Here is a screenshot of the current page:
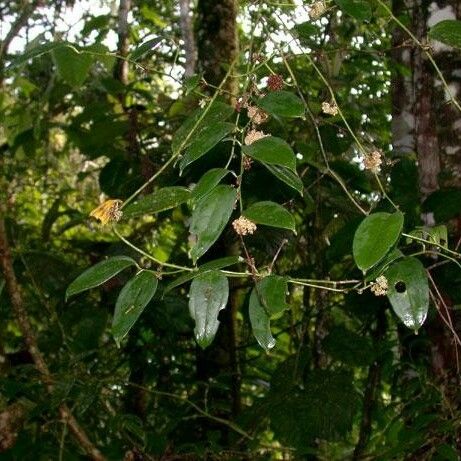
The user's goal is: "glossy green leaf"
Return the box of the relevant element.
[52,45,93,87]
[353,212,404,273]
[179,122,234,172]
[242,136,296,171]
[249,287,275,352]
[243,201,296,232]
[192,168,230,201]
[165,256,241,292]
[257,91,304,118]
[189,271,229,348]
[264,163,303,195]
[189,185,237,263]
[334,0,372,21]
[123,187,191,218]
[429,20,461,49]
[365,248,404,282]
[256,275,289,317]
[172,101,234,154]
[66,256,136,299]
[130,37,162,61]
[112,271,158,346]
[385,257,429,332]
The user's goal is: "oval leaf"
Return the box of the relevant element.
[112,271,158,346]
[179,122,234,172]
[123,187,191,218]
[257,91,304,118]
[384,257,429,331]
[249,286,276,351]
[242,136,296,171]
[243,201,296,232]
[189,271,229,348]
[192,168,230,202]
[172,101,234,154]
[130,37,162,61]
[353,212,404,273]
[264,163,303,195]
[66,256,136,299]
[429,20,461,50]
[52,45,93,87]
[190,185,237,263]
[256,275,289,317]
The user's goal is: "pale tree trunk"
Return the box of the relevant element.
[179,0,196,77]
[391,0,461,397]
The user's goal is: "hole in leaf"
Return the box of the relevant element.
[395,281,406,293]
[440,239,447,246]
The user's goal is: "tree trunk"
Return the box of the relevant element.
[391,0,461,413]
[179,0,197,77]
[194,0,242,434]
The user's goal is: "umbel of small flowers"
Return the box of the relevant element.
[370,275,388,296]
[310,1,327,20]
[244,129,269,145]
[363,150,383,174]
[232,216,257,236]
[322,101,339,116]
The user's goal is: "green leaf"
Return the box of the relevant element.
[242,136,296,171]
[130,37,162,61]
[179,122,234,172]
[112,271,158,346]
[353,212,404,273]
[189,271,229,348]
[257,91,304,118]
[407,225,448,249]
[249,287,276,351]
[189,185,237,263]
[429,20,461,49]
[165,256,241,292]
[257,275,289,317]
[192,168,230,201]
[385,257,429,331]
[365,248,404,282]
[172,101,234,154]
[334,0,372,21]
[263,163,303,195]
[8,41,63,69]
[123,187,191,218]
[184,74,202,94]
[66,256,136,299]
[52,45,93,87]
[243,201,296,232]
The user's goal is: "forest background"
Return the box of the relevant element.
[2,0,461,459]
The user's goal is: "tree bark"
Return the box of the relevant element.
[194,0,241,430]
[179,0,197,77]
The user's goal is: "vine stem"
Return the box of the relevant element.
[113,226,194,272]
[272,20,369,215]
[121,58,238,209]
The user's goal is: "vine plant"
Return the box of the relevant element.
[61,1,461,354]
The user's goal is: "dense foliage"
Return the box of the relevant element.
[2,0,461,459]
